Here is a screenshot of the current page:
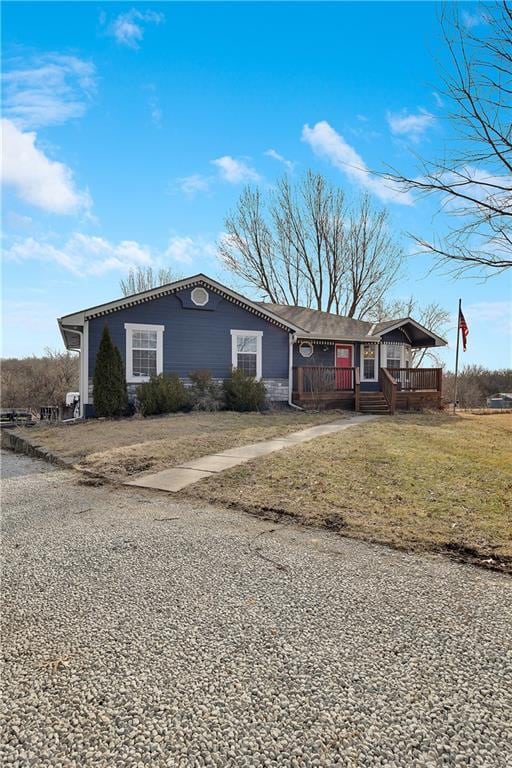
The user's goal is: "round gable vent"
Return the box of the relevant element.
[299,342,314,358]
[191,287,209,306]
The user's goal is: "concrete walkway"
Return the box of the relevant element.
[125,413,375,493]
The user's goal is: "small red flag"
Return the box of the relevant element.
[459,308,469,351]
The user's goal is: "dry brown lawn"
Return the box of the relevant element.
[185,412,512,570]
[21,410,341,480]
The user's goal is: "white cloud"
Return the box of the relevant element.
[264,148,295,172]
[301,120,412,205]
[5,211,33,229]
[108,9,164,49]
[144,83,162,126]
[165,235,216,264]
[2,300,58,334]
[2,53,96,130]
[432,91,444,108]
[435,165,511,213]
[212,155,260,184]
[386,109,436,142]
[4,233,153,276]
[462,10,489,29]
[176,174,213,197]
[1,118,91,215]
[465,302,512,335]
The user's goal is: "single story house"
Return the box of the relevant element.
[58,273,447,417]
[486,393,512,409]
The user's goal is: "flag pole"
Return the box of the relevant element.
[453,298,461,414]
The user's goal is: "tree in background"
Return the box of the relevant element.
[443,365,512,407]
[368,297,451,366]
[386,3,512,274]
[92,326,127,417]
[119,266,179,297]
[1,349,79,410]
[219,172,404,318]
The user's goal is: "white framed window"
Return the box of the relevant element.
[361,343,378,381]
[384,343,402,369]
[230,330,263,379]
[125,323,164,383]
[191,287,209,306]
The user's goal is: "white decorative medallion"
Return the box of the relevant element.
[191,286,209,306]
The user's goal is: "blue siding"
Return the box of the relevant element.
[293,341,380,390]
[88,292,290,381]
[293,341,364,368]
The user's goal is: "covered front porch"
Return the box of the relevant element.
[292,365,443,413]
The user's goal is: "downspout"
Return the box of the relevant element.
[288,332,303,410]
[73,329,85,418]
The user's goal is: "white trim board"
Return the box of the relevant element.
[82,320,89,405]
[58,274,304,334]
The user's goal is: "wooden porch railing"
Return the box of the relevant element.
[379,367,397,414]
[294,366,357,395]
[387,367,442,392]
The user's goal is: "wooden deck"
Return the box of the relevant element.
[293,366,443,412]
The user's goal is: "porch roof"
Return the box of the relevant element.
[259,304,447,347]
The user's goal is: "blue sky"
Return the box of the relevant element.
[2,1,511,368]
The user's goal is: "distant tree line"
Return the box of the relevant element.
[443,366,512,408]
[1,350,79,411]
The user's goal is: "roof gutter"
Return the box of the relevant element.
[295,334,381,343]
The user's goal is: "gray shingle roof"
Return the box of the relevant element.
[257,303,378,339]
[258,304,447,347]
[373,318,410,333]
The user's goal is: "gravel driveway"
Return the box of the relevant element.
[1,458,511,767]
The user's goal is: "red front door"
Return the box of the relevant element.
[335,344,353,390]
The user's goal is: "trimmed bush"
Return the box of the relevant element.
[188,369,224,411]
[136,374,190,416]
[93,325,128,417]
[223,367,267,412]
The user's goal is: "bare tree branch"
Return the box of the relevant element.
[119,266,181,297]
[385,1,512,275]
[219,172,404,318]
[367,297,450,367]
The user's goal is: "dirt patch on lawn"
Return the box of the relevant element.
[19,410,343,481]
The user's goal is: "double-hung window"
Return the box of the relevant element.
[361,343,378,381]
[230,330,263,379]
[385,344,402,369]
[125,323,164,383]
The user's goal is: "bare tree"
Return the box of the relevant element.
[369,297,450,366]
[1,349,79,409]
[443,364,512,407]
[219,172,404,318]
[386,2,512,274]
[120,266,179,297]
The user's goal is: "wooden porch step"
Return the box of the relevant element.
[359,391,390,414]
